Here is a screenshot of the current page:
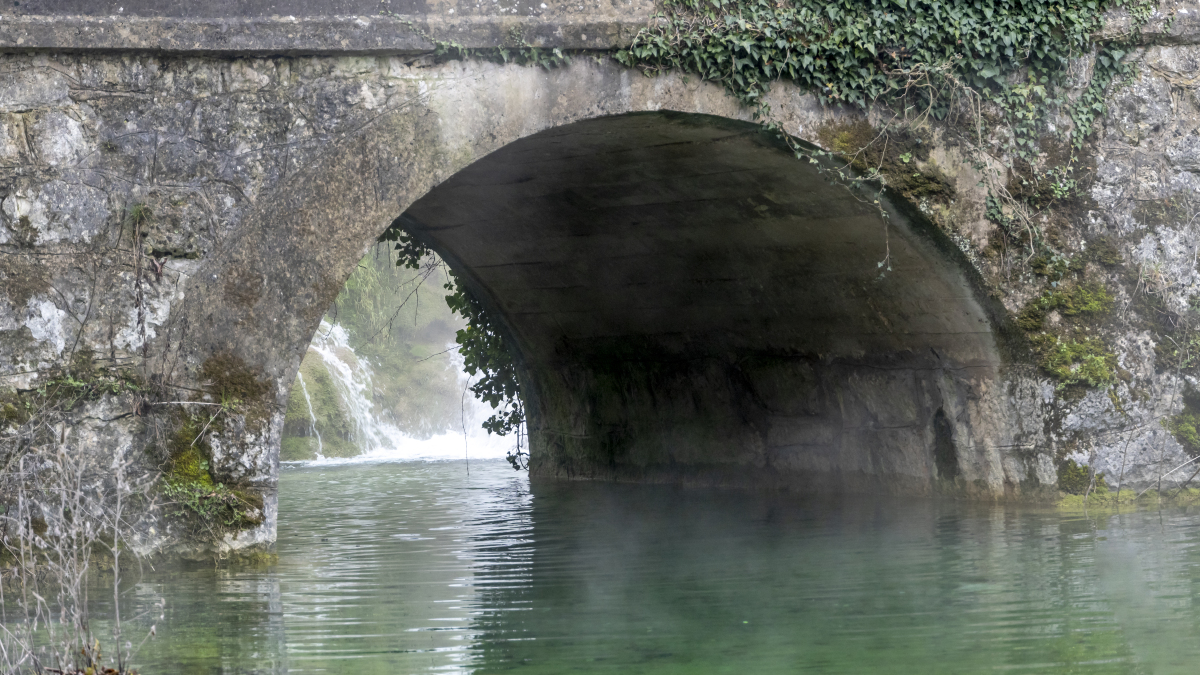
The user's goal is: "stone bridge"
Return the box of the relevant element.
[3,1,1200,554]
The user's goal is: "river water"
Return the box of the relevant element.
[79,459,1200,673]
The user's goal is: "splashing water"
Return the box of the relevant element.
[298,320,515,465]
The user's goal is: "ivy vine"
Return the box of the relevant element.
[378,227,528,470]
[616,0,1154,153]
[614,0,1162,391]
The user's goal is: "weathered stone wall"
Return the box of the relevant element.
[2,1,1200,554]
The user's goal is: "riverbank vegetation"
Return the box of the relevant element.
[1058,486,1200,510]
[1,429,155,674]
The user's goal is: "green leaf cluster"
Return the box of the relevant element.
[379,228,526,446]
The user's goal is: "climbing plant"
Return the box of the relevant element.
[615,0,1166,393]
[378,227,528,469]
[616,0,1152,153]
[614,0,1159,274]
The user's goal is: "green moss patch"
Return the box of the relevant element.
[163,409,265,537]
[1032,335,1117,391]
[162,481,265,534]
[816,120,953,201]
[168,413,213,471]
[1132,195,1192,230]
[199,351,273,424]
[1165,388,1200,457]
[167,445,215,489]
[1016,279,1117,391]
[1058,487,1200,510]
[1056,458,1106,495]
[163,431,264,536]
[1089,238,1123,267]
[201,351,270,404]
[1018,282,1114,332]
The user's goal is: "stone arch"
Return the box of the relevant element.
[400,111,1012,493]
[156,59,1046,509]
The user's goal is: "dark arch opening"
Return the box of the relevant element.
[394,111,1004,494]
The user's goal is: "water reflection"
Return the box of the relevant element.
[469,478,1200,674]
[53,460,1200,674]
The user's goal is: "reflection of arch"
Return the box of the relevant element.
[166,61,1040,499]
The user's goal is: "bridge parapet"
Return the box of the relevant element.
[1,0,653,53]
[3,1,1200,55]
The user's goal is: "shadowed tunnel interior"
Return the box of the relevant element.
[400,111,1006,493]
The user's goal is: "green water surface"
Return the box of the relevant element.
[81,460,1200,673]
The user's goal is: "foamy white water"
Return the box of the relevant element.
[300,430,516,466]
[291,320,522,465]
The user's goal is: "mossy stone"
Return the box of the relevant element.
[1057,458,1106,495]
[1032,335,1117,391]
[1166,389,1200,457]
[200,351,272,421]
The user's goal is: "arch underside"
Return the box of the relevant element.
[402,112,1007,493]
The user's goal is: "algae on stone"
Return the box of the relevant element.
[1056,458,1106,495]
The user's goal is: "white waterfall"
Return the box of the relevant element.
[296,371,325,459]
[301,320,513,464]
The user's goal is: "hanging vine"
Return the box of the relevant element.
[378,228,528,469]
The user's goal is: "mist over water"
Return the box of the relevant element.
[95,459,1200,674]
